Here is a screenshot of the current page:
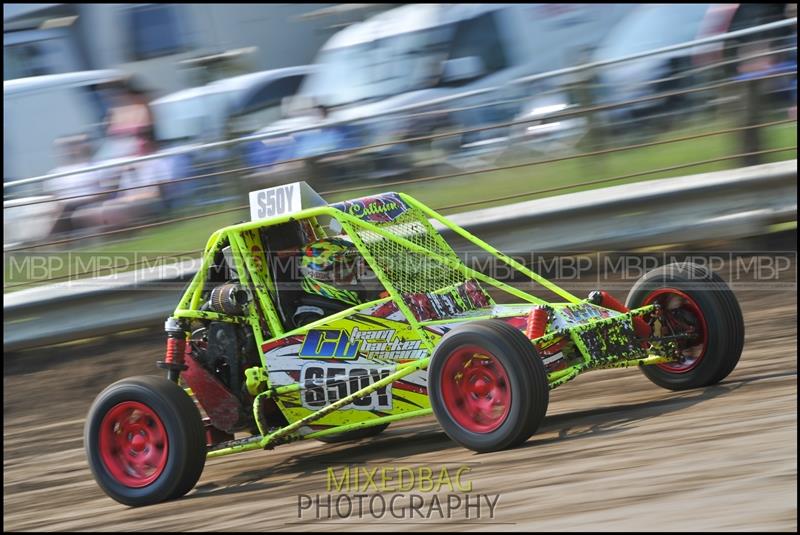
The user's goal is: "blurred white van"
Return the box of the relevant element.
[302,4,633,109]
[150,66,312,144]
[3,69,128,185]
[250,4,636,179]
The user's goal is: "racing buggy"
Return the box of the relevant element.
[85,183,745,506]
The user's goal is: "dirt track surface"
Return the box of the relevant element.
[4,283,797,531]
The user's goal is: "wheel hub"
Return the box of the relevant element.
[440,345,511,433]
[130,433,146,452]
[98,401,169,488]
[645,288,708,373]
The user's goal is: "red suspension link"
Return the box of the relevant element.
[595,291,652,339]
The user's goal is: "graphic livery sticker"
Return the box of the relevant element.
[299,327,427,361]
[404,280,492,321]
[552,302,619,329]
[332,192,408,223]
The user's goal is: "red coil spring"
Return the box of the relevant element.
[526,307,549,340]
[164,336,186,366]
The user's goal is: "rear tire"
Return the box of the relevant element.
[626,262,744,391]
[85,375,207,506]
[429,320,549,453]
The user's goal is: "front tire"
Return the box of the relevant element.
[85,375,207,506]
[429,320,549,453]
[626,262,744,391]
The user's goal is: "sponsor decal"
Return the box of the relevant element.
[334,193,408,223]
[299,327,427,361]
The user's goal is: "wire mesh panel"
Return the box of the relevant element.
[333,193,493,320]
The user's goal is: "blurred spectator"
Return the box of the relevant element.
[71,156,168,231]
[68,75,181,231]
[738,40,775,75]
[46,134,98,198]
[72,100,170,231]
[45,134,101,234]
[735,4,797,119]
[94,77,157,164]
[159,151,194,213]
[106,79,154,143]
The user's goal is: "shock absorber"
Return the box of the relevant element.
[157,317,189,383]
[526,306,549,340]
[589,290,651,339]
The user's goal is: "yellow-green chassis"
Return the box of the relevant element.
[171,193,674,459]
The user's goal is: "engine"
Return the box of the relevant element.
[177,246,262,434]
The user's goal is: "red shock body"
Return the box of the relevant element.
[158,317,189,382]
[164,335,186,367]
[526,307,549,340]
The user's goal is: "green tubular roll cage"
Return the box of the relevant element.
[172,193,668,458]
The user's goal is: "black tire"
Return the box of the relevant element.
[315,424,390,444]
[85,375,207,506]
[626,262,744,391]
[429,320,549,453]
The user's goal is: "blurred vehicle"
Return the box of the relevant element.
[150,67,311,143]
[592,4,792,135]
[512,3,794,153]
[3,70,128,247]
[3,195,63,249]
[245,4,635,184]
[505,95,588,158]
[4,4,85,80]
[150,66,311,205]
[5,71,170,246]
[3,69,128,184]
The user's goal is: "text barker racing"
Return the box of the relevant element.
[299,327,427,361]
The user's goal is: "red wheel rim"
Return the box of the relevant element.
[644,288,708,373]
[98,401,169,488]
[439,345,511,433]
